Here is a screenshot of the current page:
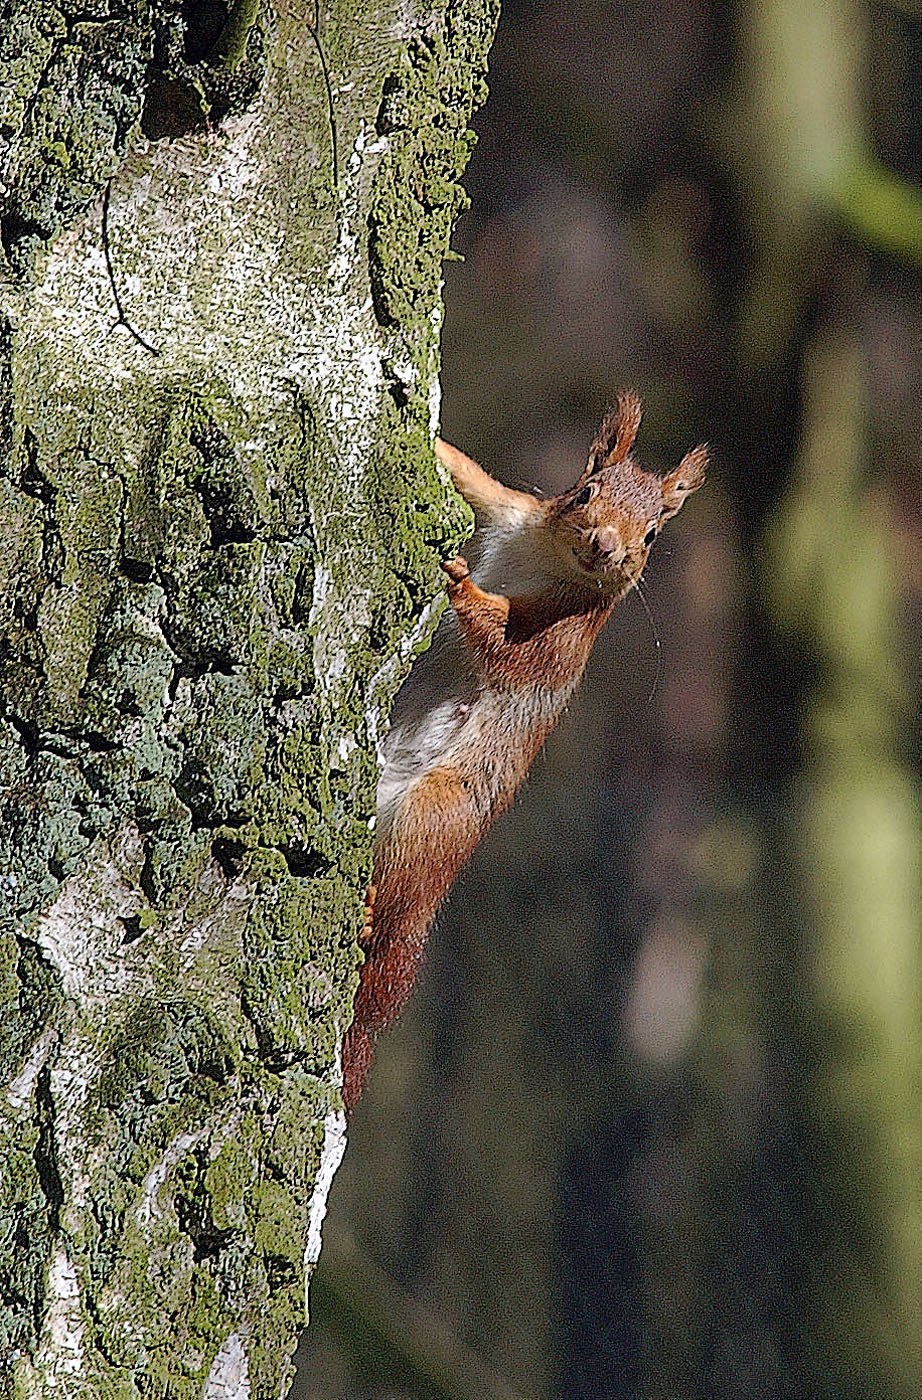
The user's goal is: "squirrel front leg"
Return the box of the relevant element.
[442,556,549,692]
[442,555,602,689]
[442,555,511,657]
[435,439,540,528]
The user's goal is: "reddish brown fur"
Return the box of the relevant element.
[582,388,644,477]
[341,397,706,1112]
[433,438,540,523]
[344,766,480,1108]
[450,566,612,692]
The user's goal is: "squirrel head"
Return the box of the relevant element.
[548,391,707,594]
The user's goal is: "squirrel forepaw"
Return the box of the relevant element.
[442,555,470,586]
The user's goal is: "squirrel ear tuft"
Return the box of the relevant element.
[582,390,644,479]
[661,444,708,517]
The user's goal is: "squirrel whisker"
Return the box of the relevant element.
[632,576,662,707]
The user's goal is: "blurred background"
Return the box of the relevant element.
[295,0,922,1395]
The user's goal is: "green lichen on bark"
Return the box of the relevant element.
[0,0,499,1394]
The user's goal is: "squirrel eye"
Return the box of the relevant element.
[574,484,594,507]
[643,525,657,547]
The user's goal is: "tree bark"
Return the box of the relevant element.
[0,0,497,1394]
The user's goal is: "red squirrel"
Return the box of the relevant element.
[342,392,706,1111]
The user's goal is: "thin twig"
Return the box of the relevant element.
[101,182,160,357]
[311,1227,528,1400]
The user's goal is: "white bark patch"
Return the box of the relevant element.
[33,825,145,1005]
[20,73,396,736]
[178,869,251,963]
[40,1250,86,1388]
[202,1331,250,1400]
[14,834,150,1267]
[48,1040,105,1221]
[5,1027,57,1114]
[139,1105,240,1229]
[297,153,389,721]
[139,1128,206,1228]
[18,825,265,1385]
[304,1107,347,1312]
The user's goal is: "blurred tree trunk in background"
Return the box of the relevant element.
[723,2,922,1392]
[0,0,496,1393]
[761,319,922,1394]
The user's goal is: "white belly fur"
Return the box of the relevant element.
[375,520,572,836]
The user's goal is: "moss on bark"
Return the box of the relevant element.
[0,0,499,1392]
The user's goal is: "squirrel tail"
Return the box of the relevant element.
[341,765,479,1113]
[342,1022,374,1114]
[341,887,435,1112]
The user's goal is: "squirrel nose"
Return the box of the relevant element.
[593,526,624,560]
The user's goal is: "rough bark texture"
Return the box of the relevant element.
[0,0,498,1394]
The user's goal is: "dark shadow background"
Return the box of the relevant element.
[295,0,922,1396]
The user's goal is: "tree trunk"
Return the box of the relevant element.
[0,1,497,1394]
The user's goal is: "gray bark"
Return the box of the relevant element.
[0,0,497,1394]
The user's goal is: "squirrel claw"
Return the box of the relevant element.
[442,555,470,586]
[361,884,377,942]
